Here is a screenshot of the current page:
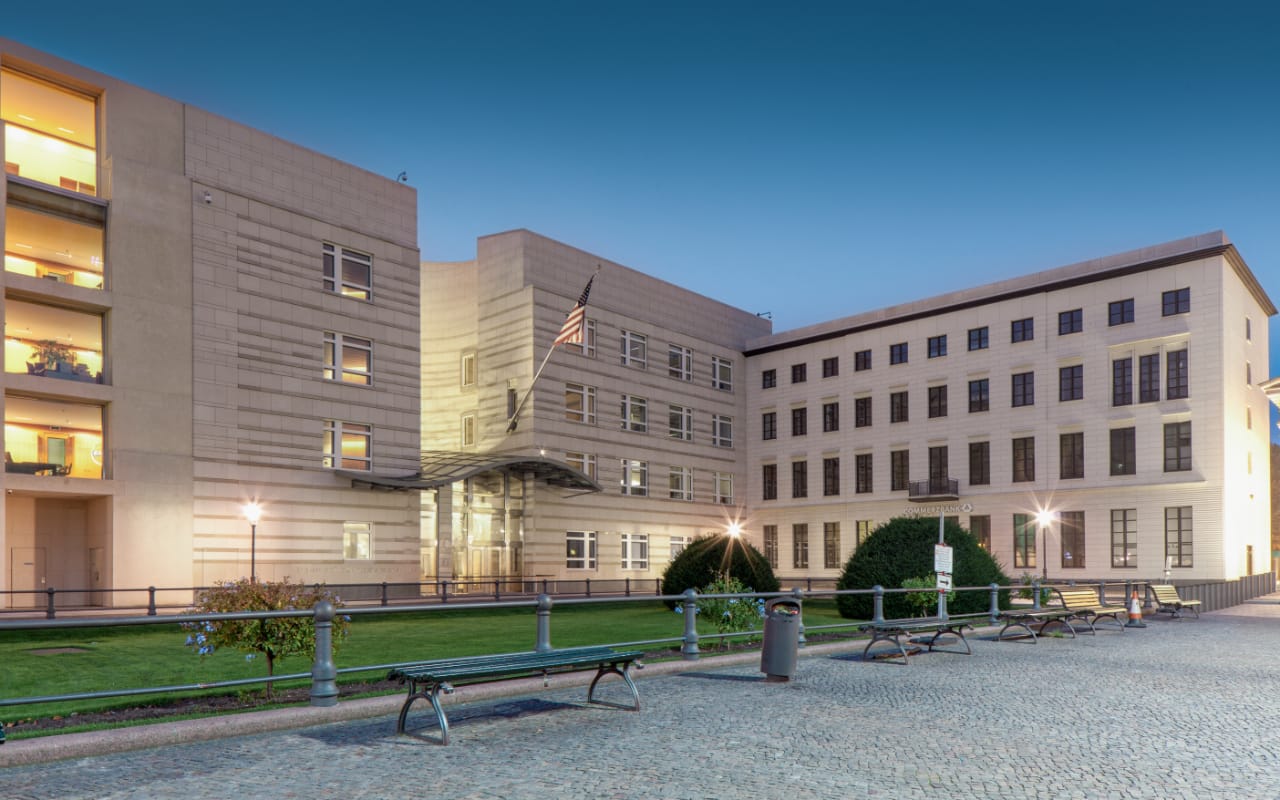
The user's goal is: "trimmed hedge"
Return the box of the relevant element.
[660,535,780,608]
[836,516,1012,619]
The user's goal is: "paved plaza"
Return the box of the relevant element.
[3,602,1280,799]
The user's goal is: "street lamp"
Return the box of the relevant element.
[726,522,742,538]
[1035,509,1056,581]
[242,502,263,582]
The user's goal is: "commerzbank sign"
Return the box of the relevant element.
[902,503,974,516]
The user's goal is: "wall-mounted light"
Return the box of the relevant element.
[202,191,212,204]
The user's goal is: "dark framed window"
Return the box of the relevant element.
[822,401,840,432]
[823,457,840,496]
[1060,432,1084,479]
[761,411,776,440]
[890,449,909,491]
[1012,436,1035,482]
[1060,511,1085,569]
[1163,421,1191,472]
[791,407,807,436]
[1108,299,1134,326]
[1110,427,1136,475]
[854,349,872,371]
[1011,317,1034,342]
[969,441,990,486]
[890,390,909,423]
[1162,288,1190,316]
[968,327,988,351]
[763,525,778,568]
[1059,365,1083,401]
[762,464,777,500]
[1058,309,1082,335]
[1013,513,1036,570]
[792,523,809,569]
[791,363,807,383]
[1012,371,1034,407]
[855,453,873,493]
[969,379,989,412]
[1166,350,1188,399]
[928,385,948,418]
[1112,358,1132,406]
[762,369,776,389]
[970,515,991,550]
[854,396,872,428]
[927,335,947,358]
[1111,509,1136,568]
[1165,506,1192,567]
[792,460,808,498]
[1139,354,1160,403]
[890,342,908,365]
[823,522,841,569]
[822,357,839,378]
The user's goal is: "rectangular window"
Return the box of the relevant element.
[565,383,597,424]
[322,332,373,385]
[1011,318,1034,343]
[890,449,909,491]
[566,452,597,480]
[1,69,98,197]
[761,411,777,441]
[1060,432,1084,479]
[928,385,948,418]
[670,536,689,560]
[669,404,693,441]
[969,441,990,486]
[969,515,991,550]
[1110,427,1136,476]
[968,327,989,351]
[854,349,872,371]
[1112,358,1133,406]
[890,390,909,423]
[763,525,779,568]
[762,463,778,500]
[342,522,372,560]
[1165,506,1192,567]
[792,524,809,569]
[1166,350,1188,399]
[1058,365,1083,402]
[1247,318,1252,340]
[566,531,598,570]
[823,522,841,569]
[855,396,872,428]
[714,472,734,505]
[1162,288,1190,316]
[1012,372,1034,407]
[565,318,597,357]
[1164,421,1192,472]
[668,344,693,381]
[1058,309,1082,335]
[792,460,808,498]
[711,356,733,391]
[322,243,372,301]
[621,533,649,570]
[1060,511,1085,569]
[1111,509,1137,568]
[669,466,693,501]
[621,395,648,433]
[712,414,733,448]
[855,520,874,548]
[791,363,807,383]
[621,330,648,368]
[822,356,839,378]
[969,379,989,413]
[822,401,840,432]
[322,419,371,471]
[823,457,840,496]
[856,453,873,494]
[4,204,106,290]
[792,407,808,436]
[620,459,649,496]
[890,342,908,365]
[1013,513,1036,570]
[460,414,476,447]
[761,368,777,389]
[1108,299,1134,326]
[1139,354,1160,403]
[927,335,947,358]
[1012,436,1035,482]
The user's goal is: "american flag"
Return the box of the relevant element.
[553,273,596,347]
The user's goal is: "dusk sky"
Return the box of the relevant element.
[6,2,1280,429]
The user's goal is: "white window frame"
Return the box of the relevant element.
[565,383,597,424]
[566,451,597,480]
[669,465,693,501]
[621,330,648,368]
[323,419,371,471]
[669,404,693,441]
[566,318,596,357]
[461,413,476,447]
[712,414,733,448]
[621,394,648,433]
[322,242,372,301]
[668,344,693,381]
[670,535,690,560]
[711,356,733,391]
[621,459,649,496]
[566,531,598,570]
[323,331,373,385]
[343,522,372,560]
[621,533,650,570]
[713,471,734,505]
[460,352,476,387]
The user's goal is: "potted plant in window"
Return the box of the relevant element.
[33,340,75,373]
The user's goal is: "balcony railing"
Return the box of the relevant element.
[907,477,960,501]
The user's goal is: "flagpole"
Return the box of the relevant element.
[506,346,557,433]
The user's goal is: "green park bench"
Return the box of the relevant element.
[996,605,1076,642]
[857,617,976,665]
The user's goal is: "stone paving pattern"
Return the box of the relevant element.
[3,603,1280,799]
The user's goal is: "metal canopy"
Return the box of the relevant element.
[337,450,601,492]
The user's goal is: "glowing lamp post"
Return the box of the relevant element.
[726,522,742,539]
[1036,509,1056,581]
[243,502,263,583]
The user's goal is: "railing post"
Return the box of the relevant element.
[792,587,806,647]
[585,578,591,598]
[380,582,389,607]
[1032,579,1042,610]
[625,577,631,597]
[441,580,449,603]
[988,583,1001,625]
[535,594,553,653]
[681,588,700,660]
[147,586,157,616]
[1097,579,1107,604]
[494,580,501,601]
[541,578,548,595]
[46,587,56,620]
[872,585,885,624]
[310,600,338,707]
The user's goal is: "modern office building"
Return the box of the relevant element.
[0,39,421,607]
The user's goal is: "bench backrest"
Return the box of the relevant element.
[1057,588,1104,610]
[1151,584,1183,603]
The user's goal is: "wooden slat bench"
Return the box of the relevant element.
[387,646,644,745]
[996,605,1076,642]
[1057,588,1127,633]
[1150,584,1201,619]
[857,617,975,665]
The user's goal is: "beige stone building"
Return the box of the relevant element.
[1,39,421,608]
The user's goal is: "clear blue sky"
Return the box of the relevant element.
[7,1,1280,430]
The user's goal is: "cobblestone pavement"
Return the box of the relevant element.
[4,605,1280,799]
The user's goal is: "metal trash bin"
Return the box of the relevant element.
[760,597,802,681]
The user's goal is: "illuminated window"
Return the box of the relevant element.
[621,395,648,433]
[4,203,105,289]
[621,533,649,570]
[621,459,648,496]
[343,523,372,560]
[714,472,734,505]
[322,243,372,300]
[4,299,104,383]
[566,531,597,569]
[3,396,104,479]
[1,69,97,196]
[323,332,372,385]
[322,419,371,471]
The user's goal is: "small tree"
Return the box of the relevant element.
[661,534,779,609]
[900,574,955,618]
[696,574,766,646]
[183,578,350,697]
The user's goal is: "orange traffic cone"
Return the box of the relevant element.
[1126,590,1146,628]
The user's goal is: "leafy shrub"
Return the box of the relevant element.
[901,573,955,618]
[696,574,767,645]
[1017,572,1054,604]
[836,516,1012,619]
[661,534,779,608]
